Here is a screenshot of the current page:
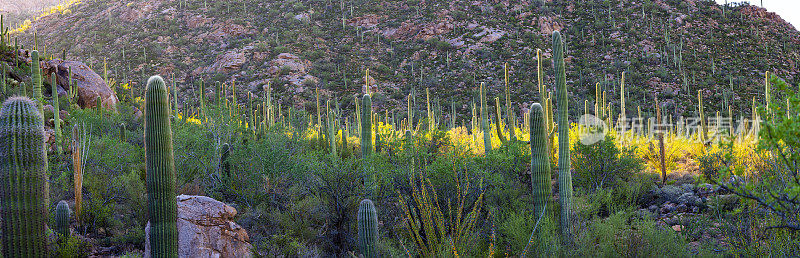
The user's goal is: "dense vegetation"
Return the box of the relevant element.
[0,0,799,257]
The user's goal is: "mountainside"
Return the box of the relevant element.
[12,0,800,119]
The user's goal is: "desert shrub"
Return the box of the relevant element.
[572,133,644,191]
[700,76,800,255]
[576,211,692,257]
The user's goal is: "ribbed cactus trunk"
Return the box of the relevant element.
[361,94,373,157]
[361,94,374,194]
[52,72,62,155]
[144,76,178,257]
[529,103,552,219]
[494,97,507,144]
[327,104,337,157]
[358,199,379,258]
[553,31,574,245]
[480,83,491,152]
[55,200,71,239]
[31,50,44,116]
[0,96,50,257]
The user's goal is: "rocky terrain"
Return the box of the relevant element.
[10,0,799,119]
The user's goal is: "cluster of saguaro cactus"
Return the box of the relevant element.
[0,96,50,257]
[553,31,574,245]
[358,199,379,258]
[144,75,178,257]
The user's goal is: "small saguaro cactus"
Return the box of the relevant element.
[144,75,178,257]
[0,96,50,257]
[55,200,71,239]
[529,103,552,219]
[358,199,379,258]
[553,30,574,245]
[119,123,127,142]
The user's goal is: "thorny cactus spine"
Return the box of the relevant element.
[529,103,552,220]
[144,75,178,257]
[358,199,379,258]
[553,30,574,245]
[0,96,50,257]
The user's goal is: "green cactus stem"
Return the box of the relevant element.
[144,75,178,257]
[52,72,62,155]
[529,103,552,219]
[553,31,574,245]
[358,199,379,258]
[31,50,44,115]
[480,83,491,152]
[0,96,50,257]
[55,200,71,240]
[361,94,373,157]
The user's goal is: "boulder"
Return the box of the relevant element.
[145,195,253,258]
[40,59,119,111]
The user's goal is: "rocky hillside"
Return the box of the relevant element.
[10,0,800,119]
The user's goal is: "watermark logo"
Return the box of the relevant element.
[578,114,607,145]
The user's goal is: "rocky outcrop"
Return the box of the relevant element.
[145,195,253,258]
[265,53,318,90]
[41,59,119,111]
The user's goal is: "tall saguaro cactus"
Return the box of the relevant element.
[529,103,552,219]
[144,76,178,257]
[553,31,574,245]
[31,50,44,115]
[0,96,50,257]
[480,82,491,152]
[52,72,62,154]
[358,199,379,258]
[361,94,373,157]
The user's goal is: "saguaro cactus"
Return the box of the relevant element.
[553,31,574,245]
[144,75,178,257]
[0,96,50,257]
[55,200,71,239]
[361,94,373,157]
[358,199,379,258]
[480,83,491,152]
[31,50,44,115]
[52,72,62,154]
[529,103,552,219]
[220,143,231,179]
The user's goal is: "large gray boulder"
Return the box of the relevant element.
[40,59,119,111]
[145,195,253,258]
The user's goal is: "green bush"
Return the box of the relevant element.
[572,134,644,191]
[576,211,693,257]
